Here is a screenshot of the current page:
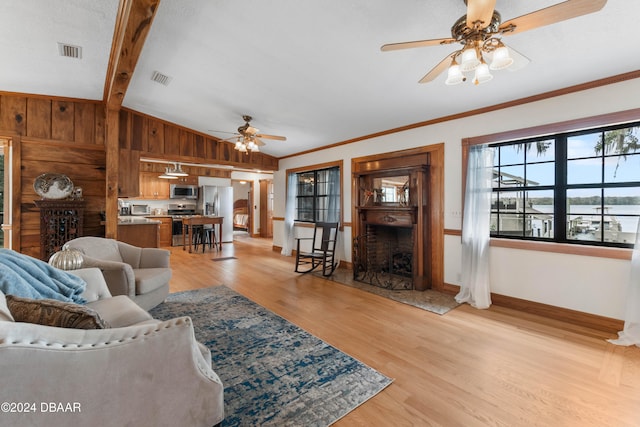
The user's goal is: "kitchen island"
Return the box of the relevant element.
[182,216,223,253]
[117,216,161,248]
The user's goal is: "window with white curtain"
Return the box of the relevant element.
[294,166,340,223]
[490,122,640,248]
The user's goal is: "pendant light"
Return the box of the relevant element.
[166,163,188,177]
[159,167,179,179]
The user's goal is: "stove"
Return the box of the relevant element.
[168,203,197,217]
[168,203,197,245]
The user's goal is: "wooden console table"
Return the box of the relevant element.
[182,216,223,253]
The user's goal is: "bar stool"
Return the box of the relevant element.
[192,225,206,251]
[204,225,217,250]
[193,225,217,251]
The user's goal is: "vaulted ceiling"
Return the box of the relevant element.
[1,0,638,158]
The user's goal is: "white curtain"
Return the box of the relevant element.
[456,144,494,309]
[326,167,340,224]
[608,219,640,347]
[280,173,297,256]
[326,167,341,266]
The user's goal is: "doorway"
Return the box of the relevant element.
[231,179,252,237]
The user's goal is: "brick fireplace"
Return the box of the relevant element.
[353,157,431,291]
[353,224,415,290]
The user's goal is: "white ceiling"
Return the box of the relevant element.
[0,0,637,158]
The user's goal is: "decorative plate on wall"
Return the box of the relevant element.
[33,173,74,200]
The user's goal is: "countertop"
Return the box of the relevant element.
[117,216,162,225]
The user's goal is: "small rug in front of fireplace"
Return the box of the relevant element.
[313,268,460,315]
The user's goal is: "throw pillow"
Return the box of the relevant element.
[6,295,109,329]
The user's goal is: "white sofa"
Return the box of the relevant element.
[0,268,224,427]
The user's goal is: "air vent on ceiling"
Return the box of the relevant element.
[151,70,172,86]
[57,43,82,59]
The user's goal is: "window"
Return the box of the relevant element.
[295,166,340,223]
[490,122,640,248]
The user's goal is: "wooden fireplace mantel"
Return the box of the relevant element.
[353,163,430,291]
[356,206,417,227]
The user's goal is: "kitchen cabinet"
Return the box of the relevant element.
[147,216,173,247]
[119,149,140,197]
[117,220,160,248]
[139,172,170,199]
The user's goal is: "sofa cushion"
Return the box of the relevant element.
[6,295,108,329]
[86,295,153,327]
[134,268,172,295]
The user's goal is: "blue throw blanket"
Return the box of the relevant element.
[0,249,87,303]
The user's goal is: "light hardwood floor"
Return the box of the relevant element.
[167,235,640,426]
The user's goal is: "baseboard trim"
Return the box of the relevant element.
[268,251,623,334]
[442,283,623,334]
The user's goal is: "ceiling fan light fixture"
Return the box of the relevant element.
[460,45,480,72]
[248,141,260,152]
[473,60,493,85]
[489,44,513,70]
[234,138,248,153]
[445,58,465,85]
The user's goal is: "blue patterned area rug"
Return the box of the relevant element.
[150,285,392,426]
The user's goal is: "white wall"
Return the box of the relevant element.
[274,77,640,320]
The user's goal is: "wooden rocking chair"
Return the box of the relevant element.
[294,222,339,277]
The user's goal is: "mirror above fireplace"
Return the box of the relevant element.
[370,175,410,206]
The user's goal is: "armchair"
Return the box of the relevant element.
[0,267,224,427]
[64,237,171,310]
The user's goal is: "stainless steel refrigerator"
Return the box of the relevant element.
[197,186,233,242]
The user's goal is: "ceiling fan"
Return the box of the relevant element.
[381,0,607,85]
[211,115,286,153]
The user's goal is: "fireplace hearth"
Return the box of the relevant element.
[354,226,414,290]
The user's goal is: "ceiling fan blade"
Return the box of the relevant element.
[381,37,456,52]
[208,129,238,135]
[256,133,286,141]
[466,0,497,29]
[254,138,267,147]
[419,54,454,84]
[222,135,241,143]
[499,0,607,36]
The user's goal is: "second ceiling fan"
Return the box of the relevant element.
[214,115,287,153]
[381,0,607,85]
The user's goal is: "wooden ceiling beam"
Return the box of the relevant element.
[103,0,160,109]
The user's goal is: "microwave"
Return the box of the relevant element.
[170,184,198,199]
[130,204,151,216]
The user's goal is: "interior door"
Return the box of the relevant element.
[259,179,273,238]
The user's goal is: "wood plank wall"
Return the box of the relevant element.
[0,93,279,257]
[0,94,107,257]
[120,108,279,171]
